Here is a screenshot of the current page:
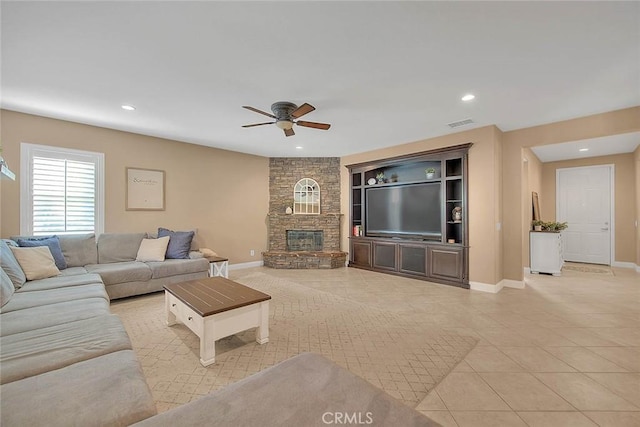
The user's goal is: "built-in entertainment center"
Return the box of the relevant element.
[347,143,471,288]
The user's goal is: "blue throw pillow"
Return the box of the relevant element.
[158,228,194,259]
[17,236,67,270]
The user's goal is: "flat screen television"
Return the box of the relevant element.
[365,183,442,239]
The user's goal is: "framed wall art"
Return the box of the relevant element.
[126,167,165,211]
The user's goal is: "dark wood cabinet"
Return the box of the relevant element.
[372,241,397,271]
[347,144,470,288]
[351,240,372,268]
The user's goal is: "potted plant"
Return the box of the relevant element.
[543,221,568,232]
[532,220,544,231]
[425,168,436,179]
[532,220,568,232]
[376,172,385,184]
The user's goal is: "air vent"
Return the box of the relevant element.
[447,118,474,129]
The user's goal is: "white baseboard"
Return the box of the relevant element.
[470,278,525,293]
[612,261,638,270]
[469,281,503,293]
[502,279,525,289]
[229,261,263,270]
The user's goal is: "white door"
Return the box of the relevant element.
[557,165,612,265]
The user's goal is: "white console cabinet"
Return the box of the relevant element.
[530,231,564,276]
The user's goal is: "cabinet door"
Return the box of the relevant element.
[350,240,372,268]
[373,242,397,271]
[399,244,427,276]
[428,246,463,282]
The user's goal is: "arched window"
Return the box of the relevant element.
[293,178,320,214]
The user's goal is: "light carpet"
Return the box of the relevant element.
[111,271,477,413]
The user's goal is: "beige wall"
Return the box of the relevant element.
[522,148,543,267]
[341,125,504,287]
[636,146,640,267]
[539,153,636,264]
[0,110,270,264]
[502,106,640,280]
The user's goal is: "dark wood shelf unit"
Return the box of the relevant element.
[346,143,471,288]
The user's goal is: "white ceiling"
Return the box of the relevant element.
[2,1,639,158]
[531,132,640,163]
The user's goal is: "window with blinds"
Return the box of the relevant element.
[21,143,104,236]
[32,157,96,234]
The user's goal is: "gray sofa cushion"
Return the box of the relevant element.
[0,350,157,427]
[85,261,152,285]
[1,269,15,307]
[146,258,209,279]
[97,233,146,264]
[58,266,89,276]
[133,352,437,427]
[58,233,98,267]
[0,240,26,290]
[1,283,108,313]
[15,273,101,293]
[1,314,132,384]
[0,298,110,337]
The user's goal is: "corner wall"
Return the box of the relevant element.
[0,110,270,264]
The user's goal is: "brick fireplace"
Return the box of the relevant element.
[263,157,347,269]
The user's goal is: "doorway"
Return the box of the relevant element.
[556,165,614,265]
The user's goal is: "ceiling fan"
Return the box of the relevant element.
[242,102,331,137]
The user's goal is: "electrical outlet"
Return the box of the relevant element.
[250,250,255,257]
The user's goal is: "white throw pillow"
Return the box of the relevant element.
[9,246,61,281]
[136,236,170,262]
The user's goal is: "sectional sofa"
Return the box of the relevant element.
[1,233,436,426]
[0,232,208,426]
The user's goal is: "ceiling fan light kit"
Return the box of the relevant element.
[242,101,331,137]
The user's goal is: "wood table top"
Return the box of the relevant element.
[164,277,271,317]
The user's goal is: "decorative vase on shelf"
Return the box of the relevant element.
[452,207,462,222]
[425,168,436,179]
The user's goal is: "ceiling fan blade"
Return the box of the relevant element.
[242,122,275,128]
[296,120,331,130]
[284,128,295,137]
[291,103,315,118]
[242,106,276,119]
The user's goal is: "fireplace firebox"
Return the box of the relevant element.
[286,230,323,252]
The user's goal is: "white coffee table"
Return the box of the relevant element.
[164,277,270,366]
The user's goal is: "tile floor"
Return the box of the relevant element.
[245,265,640,426]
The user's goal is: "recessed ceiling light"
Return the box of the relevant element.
[295,146,303,150]
[579,148,589,152]
[461,94,475,102]
[121,105,136,111]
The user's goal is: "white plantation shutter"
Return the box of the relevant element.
[21,144,104,236]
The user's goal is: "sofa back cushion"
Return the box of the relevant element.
[58,233,98,267]
[97,233,146,264]
[0,240,26,290]
[1,268,15,307]
[16,236,67,270]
